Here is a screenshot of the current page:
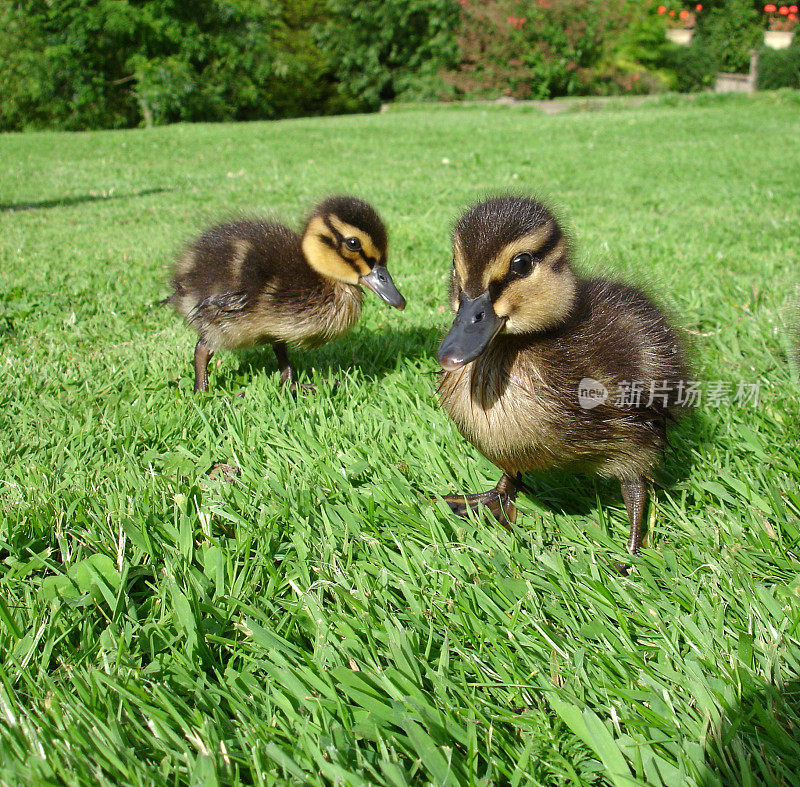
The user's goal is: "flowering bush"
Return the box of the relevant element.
[656,3,703,28]
[763,4,798,31]
[445,0,645,99]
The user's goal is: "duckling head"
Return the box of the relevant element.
[302,196,406,310]
[437,195,577,371]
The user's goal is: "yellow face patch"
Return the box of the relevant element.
[449,268,460,313]
[493,264,577,333]
[540,237,566,268]
[302,215,361,284]
[480,223,554,291]
[328,215,380,276]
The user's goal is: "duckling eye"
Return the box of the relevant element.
[345,237,361,251]
[510,252,533,277]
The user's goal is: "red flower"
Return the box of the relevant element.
[633,72,640,81]
[657,4,666,13]
[679,9,690,19]
[764,3,776,10]
[779,5,789,13]
[459,0,467,6]
[669,8,675,16]
[789,11,798,18]
[789,3,798,10]
[695,3,702,9]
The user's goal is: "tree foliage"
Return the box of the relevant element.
[315,0,461,110]
[693,0,763,73]
[0,0,341,131]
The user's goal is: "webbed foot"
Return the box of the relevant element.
[285,379,318,394]
[433,473,519,529]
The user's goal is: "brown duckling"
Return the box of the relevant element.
[434,195,689,562]
[170,196,406,392]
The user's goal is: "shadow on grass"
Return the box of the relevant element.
[233,324,442,384]
[703,678,800,786]
[0,186,173,213]
[515,409,703,522]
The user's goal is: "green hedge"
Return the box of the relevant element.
[660,41,720,92]
[757,42,800,89]
[315,0,460,110]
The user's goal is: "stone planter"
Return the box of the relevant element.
[666,28,694,45]
[764,30,794,49]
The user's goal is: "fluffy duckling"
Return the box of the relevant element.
[435,196,689,562]
[170,196,405,392]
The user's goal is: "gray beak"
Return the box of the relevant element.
[360,264,406,310]
[437,290,504,371]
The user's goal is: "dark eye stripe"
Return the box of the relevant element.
[323,215,345,245]
[323,216,366,270]
[533,225,562,259]
[486,229,562,299]
[488,278,505,301]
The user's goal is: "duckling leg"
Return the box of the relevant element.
[273,341,316,394]
[194,340,214,393]
[620,476,648,556]
[434,473,518,528]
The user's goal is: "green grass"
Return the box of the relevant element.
[1,90,799,786]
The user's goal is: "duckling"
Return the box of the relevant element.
[434,196,689,563]
[169,196,405,392]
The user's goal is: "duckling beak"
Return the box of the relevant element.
[360,264,406,310]
[437,291,504,371]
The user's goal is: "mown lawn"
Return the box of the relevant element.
[1,91,799,786]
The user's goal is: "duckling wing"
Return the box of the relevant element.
[188,291,252,327]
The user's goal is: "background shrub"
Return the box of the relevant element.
[315,0,461,111]
[0,0,341,131]
[0,0,141,131]
[661,40,721,91]
[757,41,800,89]
[693,0,762,73]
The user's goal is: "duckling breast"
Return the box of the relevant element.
[438,350,569,475]
[278,281,363,349]
[437,343,667,479]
